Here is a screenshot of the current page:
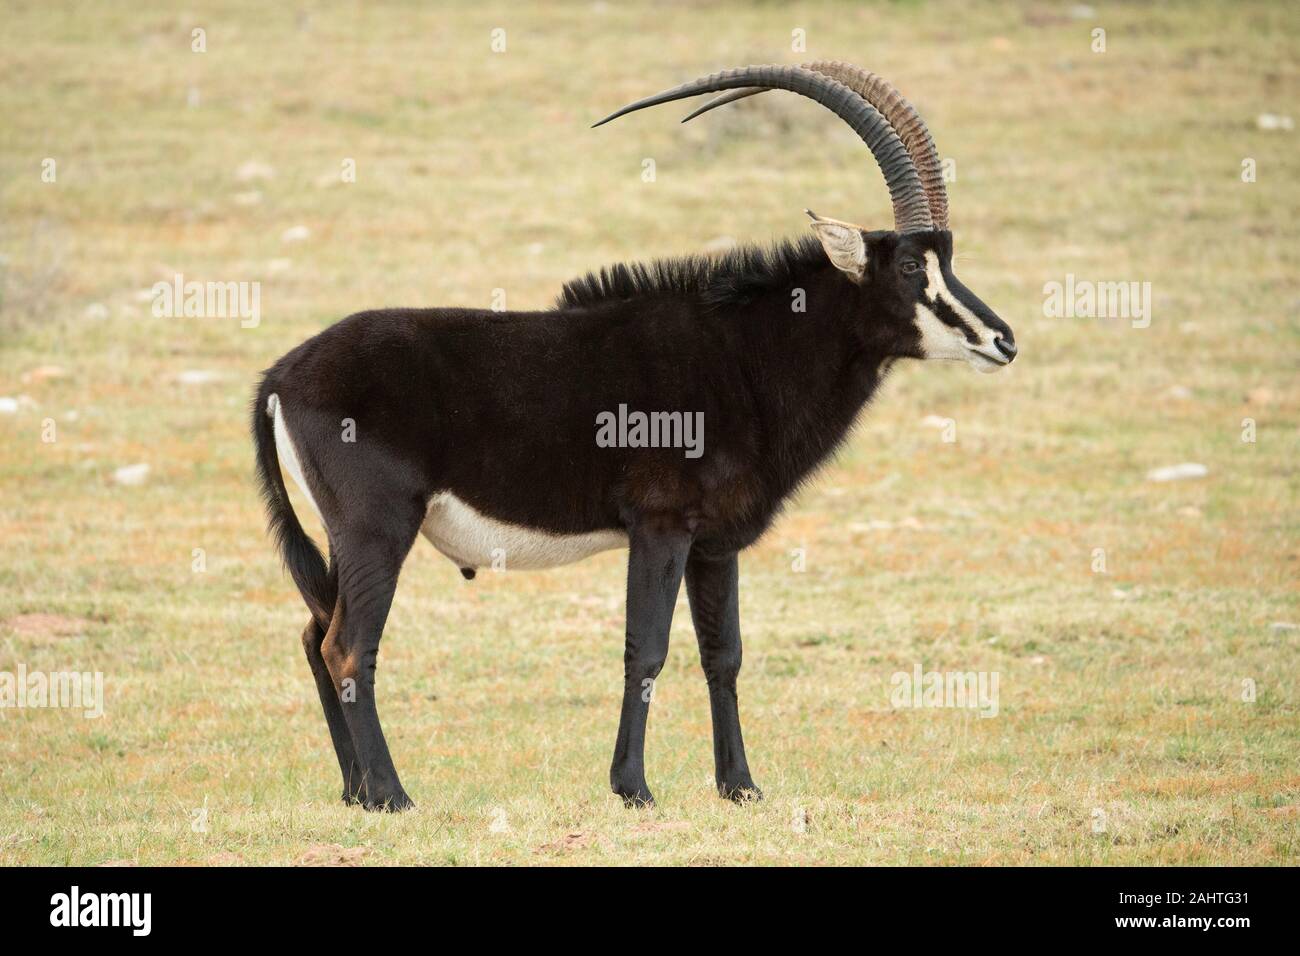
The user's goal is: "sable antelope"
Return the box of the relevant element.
[252,61,1016,811]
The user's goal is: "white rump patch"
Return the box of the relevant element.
[420,492,627,572]
[269,393,325,526]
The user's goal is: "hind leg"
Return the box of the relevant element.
[301,617,365,804]
[321,518,422,812]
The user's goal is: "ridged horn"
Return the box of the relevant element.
[680,62,950,230]
[593,64,934,233]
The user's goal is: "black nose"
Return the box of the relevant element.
[994,336,1017,361]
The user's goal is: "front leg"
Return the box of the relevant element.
[685,549,761,801]
[609,517,692,807]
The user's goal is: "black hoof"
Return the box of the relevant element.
[612,779,655,808]
[362,789,415,812]
[719,780,763,803]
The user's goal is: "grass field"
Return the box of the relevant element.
[1,1,1297,865]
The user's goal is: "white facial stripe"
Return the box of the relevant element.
[922,250,944,303]
[922,250,996,348]
[912,252,1007,373]
[913,302,969,362]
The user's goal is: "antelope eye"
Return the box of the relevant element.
[900,259,923,275]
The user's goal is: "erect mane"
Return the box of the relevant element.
[555,235,828,312]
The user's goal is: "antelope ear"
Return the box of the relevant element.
[805,209,866,279]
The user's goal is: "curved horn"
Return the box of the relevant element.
[593,65,933,233]
[679,87,765,122]
[680,62,949,230]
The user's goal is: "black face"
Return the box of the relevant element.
[861,230,1016,372]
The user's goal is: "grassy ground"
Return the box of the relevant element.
[0,0,1296,865]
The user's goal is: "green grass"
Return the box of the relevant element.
[1,0,1297,865]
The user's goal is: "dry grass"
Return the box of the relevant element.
[0,0,1296,865]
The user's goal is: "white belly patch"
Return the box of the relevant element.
[420,492,627,572]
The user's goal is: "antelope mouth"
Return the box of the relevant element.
[966,346,1011,373]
